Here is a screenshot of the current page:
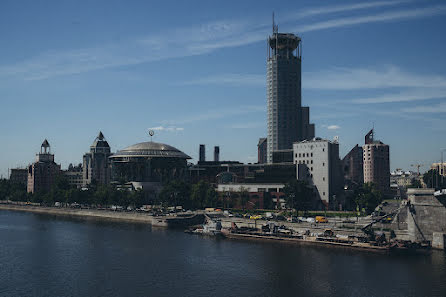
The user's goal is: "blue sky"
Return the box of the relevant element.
[1,0,446,177]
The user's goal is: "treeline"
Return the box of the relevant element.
[1,177,384,213]
[0,177,148,208]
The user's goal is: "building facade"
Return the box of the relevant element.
[9,168,28,186]
[293,138,342,208]
[110,141,191,193]
[431,162,446,177]
[257,138,267,164]
[83,132,112,186]
[63,164,83,188]
[266,23,314,163]
[27,140,61,194]
[362,130,390,195]
[342,144,364,185]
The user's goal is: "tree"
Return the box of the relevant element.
[239,187,249,211]
[354,183,383,214]
[190,181,217,209]
[159,180,191,208]
[263,192,273,210]
[283,180,314,214]
[407,178,422,189]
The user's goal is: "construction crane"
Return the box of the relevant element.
[411,164,424,176]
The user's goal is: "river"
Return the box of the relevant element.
[1,210,445,297]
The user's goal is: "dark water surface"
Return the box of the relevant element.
[1,210,446,297]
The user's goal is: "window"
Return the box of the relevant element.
[323,192,325,196]
[323,162,325,166]
[311,153,313,157]
[311,160,313,164]
[323,148,325,152]
[323,177,325,181]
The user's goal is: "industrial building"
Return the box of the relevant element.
[266,20,314,163]
[293,138,343,208]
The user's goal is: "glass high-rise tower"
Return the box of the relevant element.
[266,21,314,163]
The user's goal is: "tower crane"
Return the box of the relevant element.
[411,164,424,176]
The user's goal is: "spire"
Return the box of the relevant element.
[272,12,278,34]
[41,139,50,154]
[98,131,104,140]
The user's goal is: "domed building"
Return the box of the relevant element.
[109,141,191,191]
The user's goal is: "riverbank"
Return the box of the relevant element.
[0,204,154,224]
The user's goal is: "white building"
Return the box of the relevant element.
[293,138,342,207]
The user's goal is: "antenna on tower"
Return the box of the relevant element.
[272,12,278,34]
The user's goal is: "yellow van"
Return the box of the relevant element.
[315,216,328,223]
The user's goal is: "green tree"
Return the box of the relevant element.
[239,187,249,211]
[407,178,422,189]
[263,192,273,210]
[354,183,383,214]
[283,180,314,214]
[190,181,217,209]
[159,180,191,208]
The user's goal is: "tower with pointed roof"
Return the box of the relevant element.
[27,139,61,193]
[82,131,112,186]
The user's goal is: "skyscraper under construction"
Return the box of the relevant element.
[266,19,314,163]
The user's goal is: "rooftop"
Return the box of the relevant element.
[110,141,191,159]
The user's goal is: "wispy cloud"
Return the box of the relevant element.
[164,105,266,125]
[305,65,446,90]
[298,4,446,32]
[1,2,445,80]
[230,122,265,129]
[148,126,184,132]
[291,0,412,19]
[401,102,446,113]
[352,88,446,104]
[179,73,264,86]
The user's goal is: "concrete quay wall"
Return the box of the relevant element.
[0,204,154,223]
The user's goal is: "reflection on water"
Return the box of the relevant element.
[1,210,446,297]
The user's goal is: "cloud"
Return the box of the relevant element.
[230,122,265,129]
[401,102,446,113]
[179,73,264,86]
[327,125,341,130]
[298,4,446,33]
[291,0,412,19]
[148,126,184,132]
[322,124,341,130]
[352,88,446,104]
[164,105,266,125]
[1,3,445,80]
[304,65,446,90]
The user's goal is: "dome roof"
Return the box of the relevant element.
[111,141,191,159]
